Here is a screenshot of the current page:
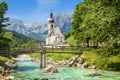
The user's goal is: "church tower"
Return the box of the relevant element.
[48,11,54,34]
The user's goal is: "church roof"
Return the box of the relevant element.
[47,27,64,37]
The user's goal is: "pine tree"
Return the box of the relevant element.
[0,1,10,48]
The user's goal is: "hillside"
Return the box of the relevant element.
[2,29,39,49]
[4,29,34,42]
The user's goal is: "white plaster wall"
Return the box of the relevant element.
[46,35,65,45]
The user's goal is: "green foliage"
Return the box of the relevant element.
[83,51,120,70]
[64,29,74,39]
[108,54,120,70]
[83,51,100,65]
[71,0,120,55]
[0,1,9,32]
[4,30,38,49]
[0,56,8,62]
[65,36,77,46]
[0,1,10,48]
[65,28,78,46]
[0,32,13,48]
[29,53,40,59]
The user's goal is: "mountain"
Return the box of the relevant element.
[6,13,72,41]
[6,19,27,35]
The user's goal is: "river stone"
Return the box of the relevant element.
[77,63,82,68]
[89,72,102,76]
[82,63,88,68]
[11,64,18,69]
[42,65,58,73]
[91,65,96,69]
[78,58,84,64]
[6,76,14,80]
[41,78,48,80]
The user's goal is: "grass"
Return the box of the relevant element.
[29,47,79,61]
[46,47,79,53]
[46,53,76,61]
[29,52,76,61]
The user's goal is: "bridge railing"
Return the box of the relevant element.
[2,46,83,56]
[44,46,82,54]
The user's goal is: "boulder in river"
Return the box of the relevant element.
[42,65,58,74]
[88,72,102,76]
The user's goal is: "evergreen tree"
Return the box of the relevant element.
[0,1,8,33]
[0,1,10,48]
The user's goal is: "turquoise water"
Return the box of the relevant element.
[10,60,120,80]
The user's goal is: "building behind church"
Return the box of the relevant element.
[46,12,65,46]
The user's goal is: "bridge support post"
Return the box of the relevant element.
[40,49,46,68]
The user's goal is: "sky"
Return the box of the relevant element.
[0,0,83,24]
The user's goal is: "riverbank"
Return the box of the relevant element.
[0,56,17,80]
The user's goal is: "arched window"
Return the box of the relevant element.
[51,24,53,29]
[55,37,57,41]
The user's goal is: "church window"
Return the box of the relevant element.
[51,24,53,28]
[55,37,57,41]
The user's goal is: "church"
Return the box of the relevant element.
[46,12,65,46]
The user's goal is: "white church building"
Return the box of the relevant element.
[46,12,65,46]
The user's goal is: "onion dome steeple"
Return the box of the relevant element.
[50,11,53,18]
[48,10,54,23]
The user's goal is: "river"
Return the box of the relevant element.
[10,55,120,80]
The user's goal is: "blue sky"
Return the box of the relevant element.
[1,0,83,24]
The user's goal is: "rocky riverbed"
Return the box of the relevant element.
[32,55,96,70]
[8,54,120,80]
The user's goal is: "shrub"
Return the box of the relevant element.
[83,51,120,70]
[0,56,8,62]
[83,51,100,65]
[108,54,120,70]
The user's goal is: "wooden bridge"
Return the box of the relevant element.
[0,46,83,68]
